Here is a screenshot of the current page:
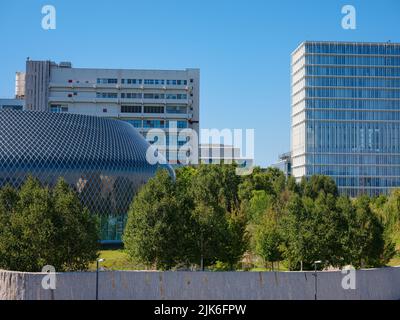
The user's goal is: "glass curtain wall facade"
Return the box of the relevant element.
[292,41,400,197]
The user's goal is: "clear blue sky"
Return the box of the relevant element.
[0,0,399,166]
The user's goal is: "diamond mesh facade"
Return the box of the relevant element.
[0,110,174,242]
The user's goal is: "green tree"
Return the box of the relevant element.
[0,176,99,272]
[219,209,249,270]
[351,196,386,268]
[50,179,99,271]
[281,192,346,270]
[280,194,311,270]
[255,212,283,270]
[246,190,272,223]
[238,167,273,202]
[124,169,192,270]
[183,164,248,270]
[301,175,338,199]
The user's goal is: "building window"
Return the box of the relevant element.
[166,105,187,114]
[122,79,143,85]
[121,105,141,113]
[143,93,165,99]
[97,78,118,84]
[166,94,187,100]
[166,120,188,128]
[144,79,165,85]
[50,105,68,113]
[166,80,188,86]
[123,119,142,128]
[143,120,165,128]
[144,106,164,114]
[122,93,142,99]
[96,92,118,99]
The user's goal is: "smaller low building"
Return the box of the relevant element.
[271,152,292,177]
[199,144,252,166]
[0,98,24,111]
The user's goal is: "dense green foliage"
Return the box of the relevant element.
[124,165,249,270]
[125,165,399,271]
[0,176,99,272]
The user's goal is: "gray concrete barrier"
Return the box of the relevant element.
[1,267,399,300]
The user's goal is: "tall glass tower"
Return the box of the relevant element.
[291,41,400,197]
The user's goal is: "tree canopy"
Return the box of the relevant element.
[0,176,99,272]
[124,166,398,271]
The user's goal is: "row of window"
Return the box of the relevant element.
[305,55,400,66]
[304,98,400,110]
[98,92,188,100]
[306,154,400,165]
[121,79,142,85]
[306,88,400,99]
[305,77,400,88]
[96,92,118,99]
[122,119,188,129]
[305,43,400,55]
[97,78,190,86]
[306,122,400,153]
[307,165,400,177]
[50,105,69,113]
[314,174,400,189]
[306,66,400,77]
[306,109,400,121]
[97,78,118,84]
[121,105,187,114]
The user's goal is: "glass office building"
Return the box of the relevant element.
[291,41,400,197]
[0,110,174,242]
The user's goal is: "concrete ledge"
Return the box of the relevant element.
[1,267,399,300]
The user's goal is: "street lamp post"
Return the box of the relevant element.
[96,258,105,300]
[313,260,322,301]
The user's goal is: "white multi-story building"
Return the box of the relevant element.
[25,60,200,164]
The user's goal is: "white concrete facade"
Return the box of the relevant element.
[25,60,200,163]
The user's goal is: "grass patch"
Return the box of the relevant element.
[89,250,147,271]
[388,256,400,267]
[89,250,400,271]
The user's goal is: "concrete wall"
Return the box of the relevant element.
[1,267,399,300]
